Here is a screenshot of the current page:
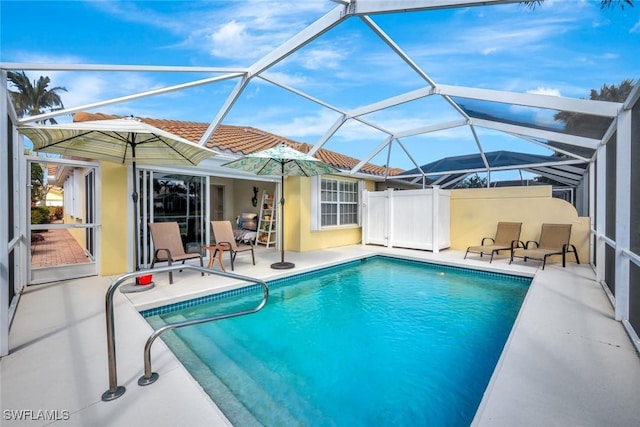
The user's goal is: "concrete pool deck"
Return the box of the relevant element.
[2,245,639,426]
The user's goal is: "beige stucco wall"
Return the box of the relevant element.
[97,171,372,274]
[45,187,63,207]
[233,179,276,220]
[97,171,589,274]
[285,176,375,252]
[210,176,276,222]
[100,162,129,275]
[450,186,590,263]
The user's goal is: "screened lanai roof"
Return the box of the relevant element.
[398,150,589,188]
[2,0,632,186]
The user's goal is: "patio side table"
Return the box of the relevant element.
[202,244,226,272]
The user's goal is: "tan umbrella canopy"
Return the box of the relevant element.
[18,116,215,166]
[18,117,217,272]
[222,143,339,269]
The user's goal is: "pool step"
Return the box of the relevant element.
[165,315,313,426]
[154,316,262,427]
[200,320,329,424]
[175,324,304,426]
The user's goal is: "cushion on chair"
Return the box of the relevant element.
[236,213,258,231]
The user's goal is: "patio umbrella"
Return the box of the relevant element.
[18,117,217,274]
[222,144,339,269]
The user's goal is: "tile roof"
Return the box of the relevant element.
[73,112,403,176]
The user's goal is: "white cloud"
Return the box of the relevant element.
[7,52,83,64]
[527,87,562,97]
[298,48,344,70]
[631,19,640,33]
[187,2,331,62]
[259,109,341,140]
[482,47,498,56]
[88,1,332,63]
[90,1,193,34]
[211,20,248,45]
[206,20,252,58]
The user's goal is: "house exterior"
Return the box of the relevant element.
[47,112,595,278]
[44,186,63,207]
[69,112,405,276]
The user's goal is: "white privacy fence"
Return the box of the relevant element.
[362,188,450,252]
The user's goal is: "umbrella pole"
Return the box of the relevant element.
[120,140,156,293]
[271,167,294,269]
[132,159,140,273]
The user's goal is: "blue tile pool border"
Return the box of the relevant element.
[140,255,531,318]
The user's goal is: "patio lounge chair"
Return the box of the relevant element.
[211,220,256,271]
[510,223,580,269]
[464,222,523,263]
[149,221,204,284]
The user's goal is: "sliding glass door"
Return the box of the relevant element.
[139,170,208,267]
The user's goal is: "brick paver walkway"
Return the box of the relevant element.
[31,228,90,268]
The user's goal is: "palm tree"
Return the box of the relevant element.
[546,79,635,159]
[555,79,634,138]
[7,71,67,124]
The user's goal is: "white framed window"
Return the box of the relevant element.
[311,176,362,230]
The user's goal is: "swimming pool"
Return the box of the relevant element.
[143,256,530,426]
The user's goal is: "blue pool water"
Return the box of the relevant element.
[143,257,530,426]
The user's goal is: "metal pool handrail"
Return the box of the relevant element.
[101,264,269,402]
[137,275,269,387]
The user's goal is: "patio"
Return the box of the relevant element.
[30,227,90,268]
[2,245,639,426]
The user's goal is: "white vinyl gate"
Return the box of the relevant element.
[362,188,450,252]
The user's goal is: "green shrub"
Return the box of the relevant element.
[31,206,51,225]
[52,206,64,220]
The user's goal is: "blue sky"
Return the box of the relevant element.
[2,0,639,173]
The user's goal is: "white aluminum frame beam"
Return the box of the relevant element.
[595,143,607,283]
[348,87,435,118]
[198,74,250,146]
[395,139,424,174]
[431,175,449,185]
[258,74,345,114]
[439,174,469,188]
[349,0,521,15]
[471,118,600,150]
[352,136,393,174]
[309,115,349,156]
[395,119,467,138]
[615,108,631,321]
[623,81,640,110]
[398,158,587,179]
[437,84,622,117]
[249,5,345,76]
[525,169,581,186]
[21,72,244,125]
[0,70,8,356]
[361,15,436,87]
[517,135,592,162]
[549,164,589,174]
[469,125,489,171]
[0,62,244,73]
[600,117,619,149]
[351,120,467,175]
[352,117,395,137]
